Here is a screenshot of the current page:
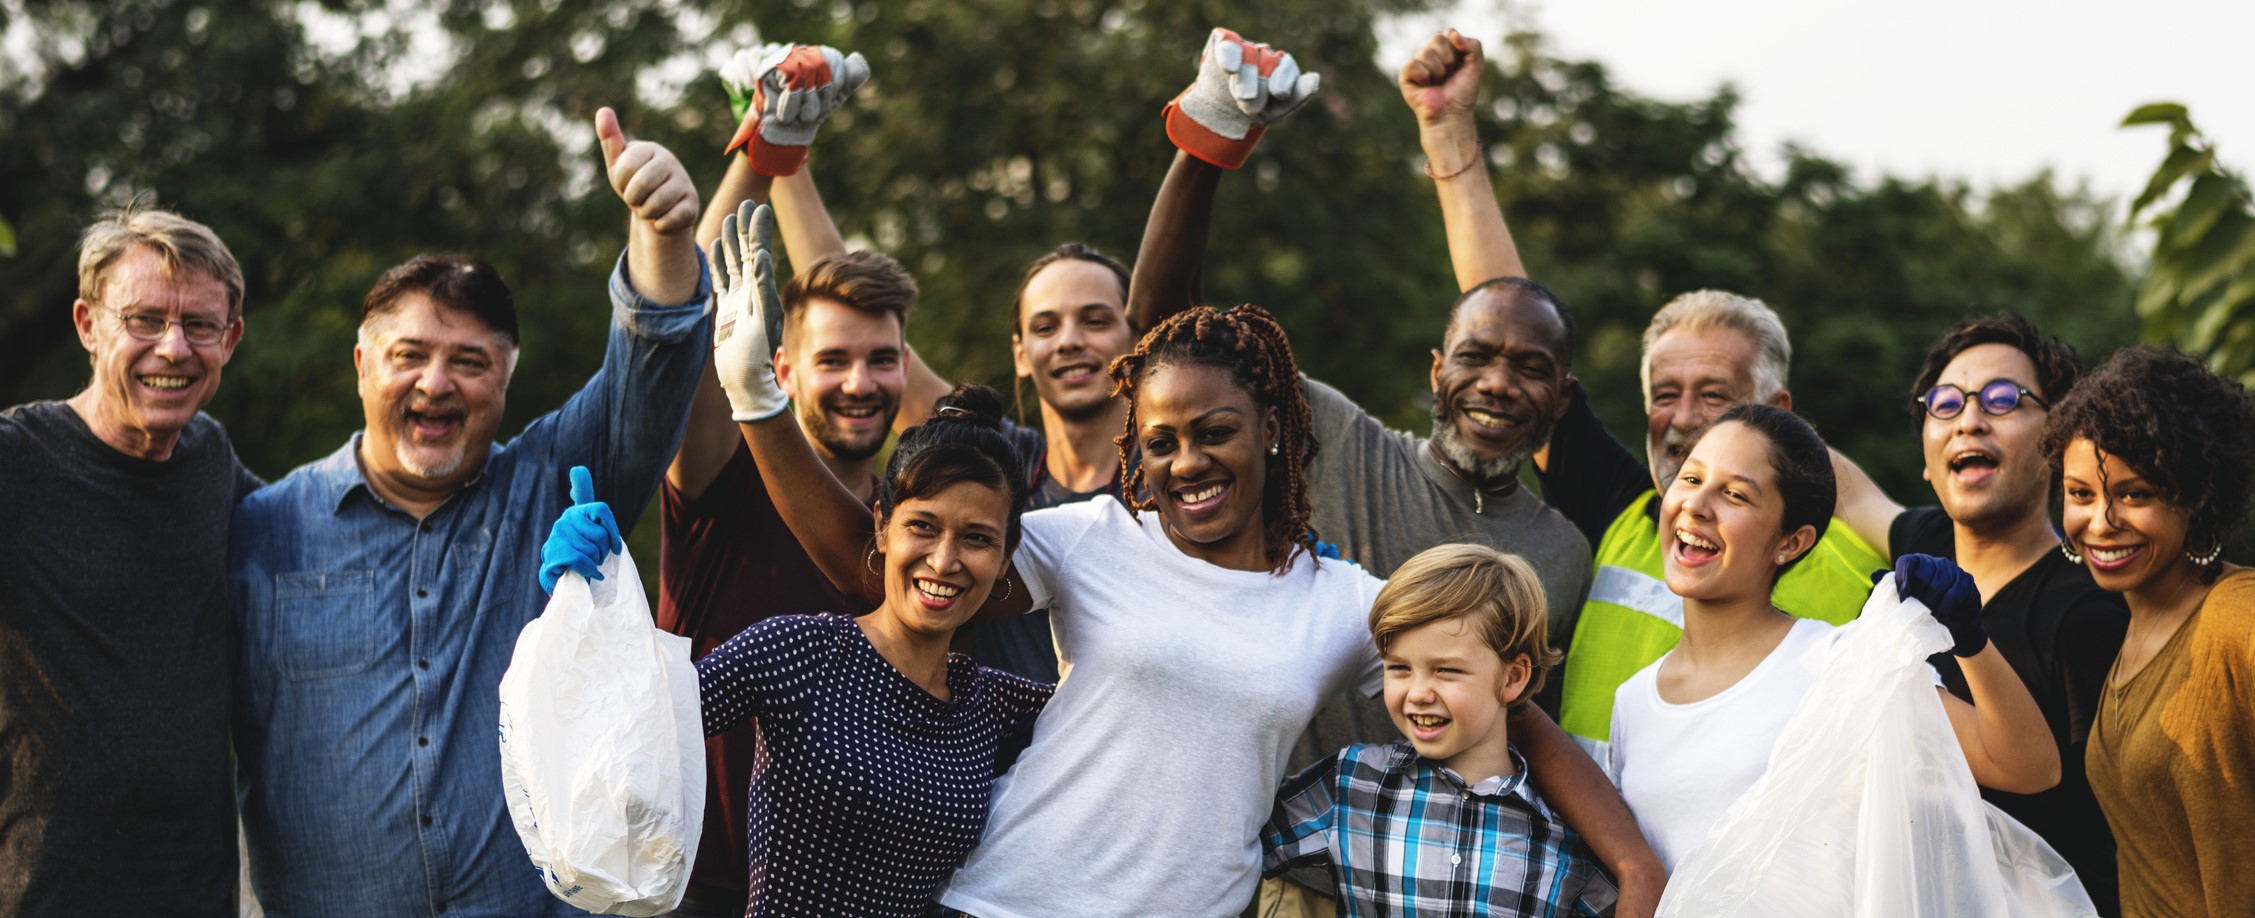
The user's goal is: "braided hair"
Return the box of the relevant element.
[1108,305,1318,573]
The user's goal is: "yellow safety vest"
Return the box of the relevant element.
[1557,490,1886,760]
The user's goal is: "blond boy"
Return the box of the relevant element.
[1261,544,1618,916]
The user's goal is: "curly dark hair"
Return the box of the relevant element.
[1906,311,2082,423]
[1108,305,1317,574]
[2041,345,2255,574]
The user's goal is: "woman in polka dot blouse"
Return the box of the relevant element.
[542,385,1052,918]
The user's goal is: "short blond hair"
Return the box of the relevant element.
[1640,289,1791,403]
[1369,544,1561,709]
[77,206,246,320]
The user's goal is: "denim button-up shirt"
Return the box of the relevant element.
[230,254,710,918]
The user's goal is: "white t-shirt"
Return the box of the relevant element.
[1609,618,1940,872]
[937,498,1386,918]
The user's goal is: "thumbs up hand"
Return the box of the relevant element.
[539,466,624,594]
[598,106,699,236]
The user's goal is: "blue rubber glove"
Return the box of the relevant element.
[539,466,623,595]
[1892,553,1987,657]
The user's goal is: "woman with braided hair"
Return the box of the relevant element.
[2042,345,2255,916]
[718,211,1390,914]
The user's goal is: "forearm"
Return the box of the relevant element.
[1126,150,1221,330]
[696,156,775,249]
[1829,447,1904,557]
[897,346,952,434]
[1512,705,1665,916]
[625,222,705,306]
[1954,648,2062,792]
[770,167,847,265]
[738,415,882,602]
[1423,118,1523,289]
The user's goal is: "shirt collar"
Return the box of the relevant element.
[311,433,488,515]
[1416,439,1522,514]
[1426,745,1539,806]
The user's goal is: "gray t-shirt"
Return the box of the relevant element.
[0,401,258,916]
[1295,377,1592,759]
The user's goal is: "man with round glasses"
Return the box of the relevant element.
[2,206,259,915]
[1833,310,2129,915]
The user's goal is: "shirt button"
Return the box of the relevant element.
[435,904,447,914]
[418,737,429,747]
[417,659,430,670]
[1451,853,1463,865]
[420,521,433,533]
[417,587,429,598]
[422,815,434,827]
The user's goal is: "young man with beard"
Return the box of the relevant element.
[1830,312,2129,915]
[2,207,257,917]
[228,110,711,918]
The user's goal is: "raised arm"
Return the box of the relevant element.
[670,43,865,500]
[1512,705,1667,917]
[1403,29,1525,290]
[1829,447,1905,557]
[1126,28,1321,331]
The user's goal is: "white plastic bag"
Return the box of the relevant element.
[1656,577,2097,918]
[498,546,705,916]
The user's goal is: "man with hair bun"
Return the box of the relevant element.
[1,205,257,916]
[229,109,712,917]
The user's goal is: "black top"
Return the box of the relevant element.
[1536,388,1656,543]
[0,402,258,916]
[1890,506,2129,916]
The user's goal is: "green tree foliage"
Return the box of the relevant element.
[2121,103,2255,384]
[3,0,2137,526]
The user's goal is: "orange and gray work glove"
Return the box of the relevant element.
[1162,28,1322,170]
[719,43,870,176]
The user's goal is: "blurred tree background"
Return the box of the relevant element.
[3,0,2151,561]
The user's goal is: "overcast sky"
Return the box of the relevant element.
[1381,0,2251,208]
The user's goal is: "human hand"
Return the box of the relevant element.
[540,466,623,594]
[1892,553,1987,657]
[718,42,870,175]
[709,200,789,422]
[1399,28,1483,127]
[1162,27,1322,170]
[598,107,699,236]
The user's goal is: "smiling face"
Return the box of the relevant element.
[1383,615,1531,778]
[1014,259,1134,421]
[1134,362,1279,570]
[874,481,1014,638]
[1921,343,2054,532]
[2060,437,2201,598]
[777,297,906,462]
[355,294,510,498]
[70,246,243,459]
[1644,326,1776,491]
[1428,288,1573,483]
[1661,420,1816,603]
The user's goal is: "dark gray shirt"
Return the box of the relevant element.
[0,401,257,916]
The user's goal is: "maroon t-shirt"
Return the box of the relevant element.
[658,440,875,896]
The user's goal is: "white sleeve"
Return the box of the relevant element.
[1010,499,1110,612]
[1355,570,1387,698]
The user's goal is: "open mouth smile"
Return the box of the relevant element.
[1404,712,1452,740]
[138,374,196,393]
[913,577,966,609]
[1051,362,1102,384]
[1459,404,1521,435]
[1171,481,1228,516]
[1672,527,1721,565]
[2083,543,2143,571]
[405,407,463,441]
[1948,447,2000,482]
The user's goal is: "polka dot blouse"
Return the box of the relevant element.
[696,614,1053,917]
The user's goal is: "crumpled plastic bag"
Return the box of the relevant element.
[499,546,704,916]
[1657,576,2097,918]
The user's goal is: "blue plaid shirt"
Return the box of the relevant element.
[229,252,710,918]
[1263,742,1617,918]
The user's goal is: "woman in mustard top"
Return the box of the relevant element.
[2043,345,2255,917]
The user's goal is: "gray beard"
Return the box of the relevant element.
[1429,401,1540,487]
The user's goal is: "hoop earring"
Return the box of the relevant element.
[865,545,881,575]
[2188,538,2224,567]
[993,576,1013,603]
[2059,541,2082,565]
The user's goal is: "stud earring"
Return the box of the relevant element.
[2059,541,2082,565]
[1269,443,1280,456]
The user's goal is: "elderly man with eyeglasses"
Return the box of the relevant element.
[1830,311,2131,916]
[0,207,261,916]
